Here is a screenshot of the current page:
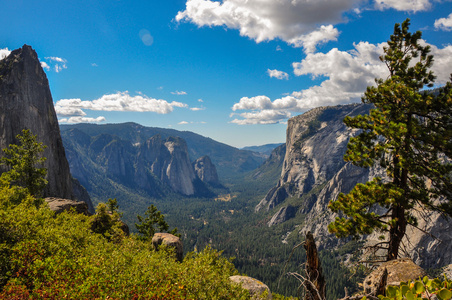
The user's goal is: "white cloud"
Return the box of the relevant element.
[267,69,289,80]
[231,40,452,125]
[176,0,359,52]
[198,98,204,102]
[374,0,431,12]
[0,48,11,60]
[178,120,206,125]
[55,91,188,118]
[91,63,98,67]
[59,116,106,124]
[276,45,282,52]
[288,25,339,54]
[230,110,292,125]
[435,13,452,31]
[171,90,188,95]
[44,56,68,73]
[190,106,206,111]
[41,61,50,71]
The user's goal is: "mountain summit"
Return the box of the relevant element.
[0,45,93,211]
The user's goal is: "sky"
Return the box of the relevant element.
[1,0,451,148]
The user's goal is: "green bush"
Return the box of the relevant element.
[0,186,251,299]
[376,276,452,300]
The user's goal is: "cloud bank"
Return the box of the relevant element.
[56,91,189,123]
[231,40,452,125]
[176,0,436,53]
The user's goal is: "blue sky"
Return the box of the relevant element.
[1,0,451,148]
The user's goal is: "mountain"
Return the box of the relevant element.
[257,103,452,269]
[241,143,284,157]
[60,122,265,179]
[0,45,93,212]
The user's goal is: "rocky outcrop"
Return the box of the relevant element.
[0,45,93,211]
[193,155,220,186]
[363,259,426,295]
[229,275,272,299]
[45,197,91,215]
[267,205,297,227]
[0,45,73,199]
[259,103,452,269]
[152,232,184,262]
[257,104,371,212]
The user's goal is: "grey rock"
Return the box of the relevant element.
[268,205,297,227]
[72,178,95,214]
[45,197,91,215]
[363,258,426,295]
[0,45,73,199]
[152,232,183,262]
[229,275,272,299]
[193,155,220,186]
[260,103,452,268]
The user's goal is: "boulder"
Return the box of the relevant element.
[229,275,272,299]
[152,232,183,262]
[45,197,91,215]
[363,258,427,295]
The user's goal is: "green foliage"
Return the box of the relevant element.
[378,276,452,300]
[135,204,179,240]
[90,198,125,243]
[0,129,47,200]
[0,186,251,299]
[328,19,452,260]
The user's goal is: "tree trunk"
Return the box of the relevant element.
[304,232,326,300]
[387,204,407,261]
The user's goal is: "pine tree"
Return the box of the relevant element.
[135,204,179,241]
[0,129,48,198]
[328,19,452,261]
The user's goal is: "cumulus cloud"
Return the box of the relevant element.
[0,48,11,60]
[267,69,289,80]
[374,0,431,12]
[435,13,452,31]
[44,56,68,73]
[231,40,452,125]
[41,62,50,71]
[171,90,188,95]
[55,91,188,119]
[176,0,358,52]
[230,110,292,125]
[59,116,106,124]
[289,25,340,53]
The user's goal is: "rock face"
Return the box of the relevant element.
[0,45,93,212]
[229,275,272,300]
[193,155,220,186]
[0,45,73,199]
[63,130,214,198]
[363,259,426,295]
[260,103,452,268]
[45,197,91,215]
[152,232,184,262]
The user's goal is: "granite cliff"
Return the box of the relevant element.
[259,103,452,269]
[0,45,93,212]
[62,128,217,200]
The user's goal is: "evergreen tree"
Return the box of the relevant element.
[0,129,47,198]
[328,19,452,261]
[135,204,179,241]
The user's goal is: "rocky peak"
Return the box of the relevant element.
[258,103,452,269]
[0,45,73,199]
[193,155,220,186]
